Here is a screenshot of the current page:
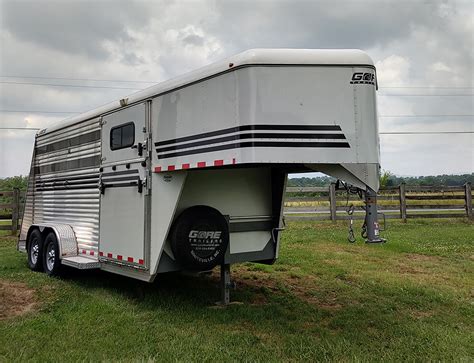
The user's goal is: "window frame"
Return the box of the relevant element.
[110,122,135,151]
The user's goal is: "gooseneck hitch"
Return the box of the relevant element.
[337,180,386,244]
[364,187,386,244]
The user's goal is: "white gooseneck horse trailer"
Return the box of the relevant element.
[18,49,384,302]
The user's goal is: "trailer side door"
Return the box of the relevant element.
[99,103,149,268]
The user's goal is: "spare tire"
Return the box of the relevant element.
[170,205,229,270]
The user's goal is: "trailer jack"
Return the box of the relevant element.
[364,188,386,244]
[218,263,236,305]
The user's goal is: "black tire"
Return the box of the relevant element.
[42,232,62,276]
[170,206,229,271]
[28,229,44,271]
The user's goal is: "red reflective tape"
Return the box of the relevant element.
[139,259,144,265]
[127,257,134,263]
[99,251,104,257]
[82,250,86,254]
[89,251,94,256]
[197,161,206,168]
[167,165,175,171]
[117,255,123,261]
[182,163,190,169]
[154,166,162,173]
[107,253,113,258]
[214,159,224,166]
[232,158,236,164]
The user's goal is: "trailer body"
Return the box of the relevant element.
[19,49,382,283]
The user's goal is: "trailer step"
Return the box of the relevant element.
[61,256,100,269]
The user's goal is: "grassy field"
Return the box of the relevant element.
[0,219,473,361]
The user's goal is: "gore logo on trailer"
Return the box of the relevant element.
[189,230,222,239]
[350,72,375,85]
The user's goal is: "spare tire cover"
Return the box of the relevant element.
[170,205,229,270]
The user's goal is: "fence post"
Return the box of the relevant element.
[465,182,472,220]
[329,183,337,222]
[399,183,407,223]
[11,188,20,235]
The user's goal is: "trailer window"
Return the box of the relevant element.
[110,122,135,150]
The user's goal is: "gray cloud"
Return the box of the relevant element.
[0,0,473,177]
[1,0,152,60]
[210,1,441,50]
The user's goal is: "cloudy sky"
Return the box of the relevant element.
[0,0,472,178]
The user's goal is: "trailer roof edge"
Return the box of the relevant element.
[38,49,374,135]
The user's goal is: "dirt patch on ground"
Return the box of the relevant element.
[404,253,440,262]
[394,253,441,275]
[0,280,37,320]
[409,309,435,319]
[227,269,345,310]
[395,264,426,275]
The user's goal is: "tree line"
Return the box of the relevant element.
[0,173,472,192]
[288,173,473,188]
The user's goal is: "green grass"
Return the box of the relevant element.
[1,219,473,361]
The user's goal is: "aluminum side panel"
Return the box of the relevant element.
[150,171,187,275]
[19,148,36,246]
[151,66,380,190]
[21,118,101,255]
[99,179,145,263]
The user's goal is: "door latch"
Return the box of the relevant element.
[131,142,143,157]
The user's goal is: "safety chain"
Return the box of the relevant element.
[347,204,356,243]
[336,180,365,243]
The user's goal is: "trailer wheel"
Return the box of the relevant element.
[42,232,62,276]
[170,206,229,271]
[27,229,44,271]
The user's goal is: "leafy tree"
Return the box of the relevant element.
[379,170,393,188]
[0,176,28,191]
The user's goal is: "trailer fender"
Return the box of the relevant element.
[28,224,78,259]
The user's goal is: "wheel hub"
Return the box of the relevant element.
[46,244,55,271]
[30,241,39,264]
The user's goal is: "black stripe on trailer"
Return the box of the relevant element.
[156,132,346,153]
[157,140,350,159]
[154,124,342,147]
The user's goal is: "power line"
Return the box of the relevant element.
[2,80,473,95]
[379,114,473,117]
[379,94,473,96]
[0,75,157,84]
[379,131,473,134]
[0,127,40,130]
[0,81,142,90]
[1,76,472,89]
[0,110,81,114]
[380,86,473,89]
[1,108,473,118]
[2,127,471,135]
